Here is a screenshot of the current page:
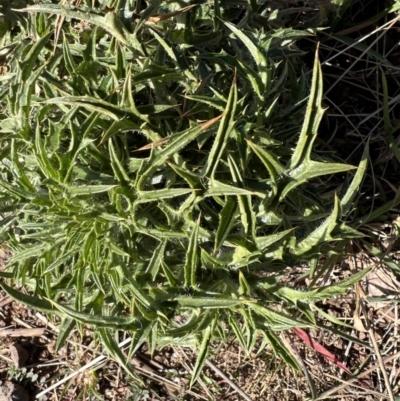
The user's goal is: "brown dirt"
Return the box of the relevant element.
[1,247,400,401]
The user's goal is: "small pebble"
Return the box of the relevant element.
[0,382,29,401]
[9,344,29,369]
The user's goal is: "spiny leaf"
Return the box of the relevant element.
[249,303,310,330]
[268,267,371,303]
[145,239,167,280]
[184,217,200,288]
[15,4,138,48]
[340,144,369,215]
[190,316,216,387]
[290,47,325,169]
[292,195,340,255]
[42,96,141,121]
[224,22,269,89]
[109,139,130,183]
[55,317,76,352]
[255,229,294,252]
[204,73,238,178]
[246,140,285,196]
[214,197,237,254]
[98,328,143,385]
[228,156,256,238]
[1,283,57,314]
[175,296,253,309]
[49,301,139,328]
[138,188,194,202]
[139,115,222,187]
[20,31,52,82]
[280,161,355,201]
[263,330,300,370]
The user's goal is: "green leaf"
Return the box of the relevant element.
[249,303,310,330]
[16,4,138,49]
[109,139,130,183]
[55,317,76,352]
[190,317,216,387]
[263,330,300,370]
[101,119,140,145]
[280,161,355,200]
[145,239,167,280]
[49,301,139,329]
[166,311,214,337]
[20,31,52,82]
[238,270,251,296]
[184,218,200,288]
[66,185,117,197]
[312,305,353,329]
[214,197,237,254]
[62,33,76,76]
[130,65,184,85]
[207,180,261,198]
[184,95,226,112]
[175,296,252,309]
[160,260,176,286]
[1,283,57,314]
[341,143,368,215]
[0,181,34,200]
[42,96,139,121]
[9,245,46,263]
[224,22,269,89]
[269,267,371,303]
[35,122,59,181]
[292,195,340,255]
[204,74,238,178]
[138,188,194,202]
[316,321,373,351]
[228,156,255,238]
[290,48,325,169]
[139,117,221,187]
[229,316,248,353]
[256,229,294,252]
[246,140,285,196]
[98,329,143,385]
[44,248,78,273]
[167,162,202,189]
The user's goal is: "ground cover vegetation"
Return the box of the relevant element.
[1,0,400,399]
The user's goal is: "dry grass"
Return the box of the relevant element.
[1,242,400,400]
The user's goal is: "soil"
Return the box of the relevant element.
[1,250,400,401]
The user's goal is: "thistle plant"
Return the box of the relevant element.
[0,0,369,384]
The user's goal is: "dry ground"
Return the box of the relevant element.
[2,245,400,401]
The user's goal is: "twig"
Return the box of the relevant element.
[35,337,132,399]
[323,373,386,398]
[174,347,214,400]
[324,15,400,96]
[205,358,254,401]
[351,254,395,401]
[280,333,317,399]
[362,298,395,401]
[319,16,400,68]
[315,350,400,400]
[34,331,207,400]
[0,328,45,337]
[0,297,13,307]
